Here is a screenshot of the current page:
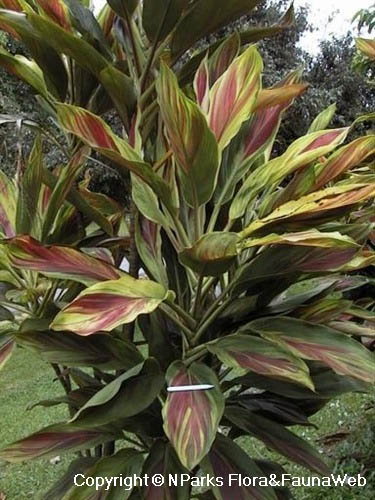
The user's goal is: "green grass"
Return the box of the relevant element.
[0,348,374,499]
[0,348,73,499]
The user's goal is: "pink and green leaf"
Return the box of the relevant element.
[240,184,375,237]
[248,317,375,383]
[0,423,119,463]
[239,229,359,251]
[57,104,175,213]
[201,434,278,500]
[51,275,170,335]
[231,127,349,220]
[157,62,220,207]
[35,0,72,31]
[208,334,314,389]
[162,361,224,470]
[4,235,122,285]
[0,170,17,237]
[357,37,375,60]
[208,44,262,150]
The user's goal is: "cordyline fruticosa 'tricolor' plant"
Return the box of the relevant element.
[1,1,375,498]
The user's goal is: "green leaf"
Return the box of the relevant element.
[201,434,278,500]
[15,329,143,370]
[248,317,375,383]
[156,62,220,207]
[63,448,145,499]
[308,103,336,133]
[0,45,50,99]
[163,361,224,470]
[226,407,330,475]
[108,0,139,18]
[71,359,164,427]
[143,0,189,42]
[208,334,314,389]
[179,232,239,276]
[0,423,119,463]
[171,0,261,57]
[142,441,190,500]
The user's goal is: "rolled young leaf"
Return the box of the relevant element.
[179,232,240,276]
[51,274,171,335]
[163,361,224,470]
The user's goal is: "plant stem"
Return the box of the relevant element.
[159,303,194,344]
[193,296,232,345]
[192,272,204,318]
[166,299,197,329]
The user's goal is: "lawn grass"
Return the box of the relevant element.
[0,348,374,499]
[0,347,73,499]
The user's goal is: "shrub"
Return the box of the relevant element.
[0,1,374,498]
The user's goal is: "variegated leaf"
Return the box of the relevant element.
[201,434,278,500]
[248,317,375,383]
[240,184,375,237]
[0,46,49,99]
[4,235,121,285]
[226,407,330,475]
[57,104,175,214]
[0,170,17,237]
[357,37,375,60]
[163,361,224,470]
[0,423,119,463]
[231,127,349,220]
[208,334,314,389]
[239,230,359,251]
[51,275,171,335]
[35,0,72,31]
[208,45,262,150]
[157,62,220,207]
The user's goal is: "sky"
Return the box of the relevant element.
[94,0,373,53]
